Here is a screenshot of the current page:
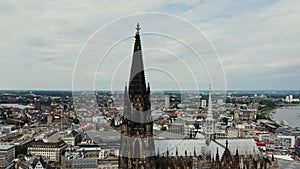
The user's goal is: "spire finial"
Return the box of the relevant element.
[136,23,141,34]
[167,147,169,157]
[226,140,228,148]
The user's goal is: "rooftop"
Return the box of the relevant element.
[0,144,14,150]
[154,139,207,156]
[209,138,260,160]
[71,158,98,168]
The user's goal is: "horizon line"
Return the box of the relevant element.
[0,89,300,91]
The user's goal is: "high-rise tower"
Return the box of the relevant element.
[119,23,156,169]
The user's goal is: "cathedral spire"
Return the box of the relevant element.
[167,147,169,157]
[147,83,150,94]
[207,84,213,118]
[216,147,220,162]
[129,23,147,99]
[235,149,239,161]
[205,84,215,141]
[123,84,129,117]
[119,24,155,169]
[234,149,240,168]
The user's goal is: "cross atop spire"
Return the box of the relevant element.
[136,23,141,34]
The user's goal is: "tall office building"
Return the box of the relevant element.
[165,95,170,108]
[0,145,15,163]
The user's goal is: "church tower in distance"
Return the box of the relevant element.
[119,23,156,169]
[204,84,215,142]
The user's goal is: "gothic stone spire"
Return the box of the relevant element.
[119,23,155,169]
[129,23,147,100]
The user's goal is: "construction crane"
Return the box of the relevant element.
[68,111,75,117]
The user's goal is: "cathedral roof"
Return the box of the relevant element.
[209,138,259,160]
[154,139,207,157]
[154,130,187,139]
[86,130,120,141]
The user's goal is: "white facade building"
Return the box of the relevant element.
[275,135,295,151]
[28,140,67,162]
[201,99,207,108]
[285,95,300,103]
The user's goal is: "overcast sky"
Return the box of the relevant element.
[0,0,299,90]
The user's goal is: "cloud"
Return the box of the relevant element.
[191,0,300,89]
[0,0,299,90]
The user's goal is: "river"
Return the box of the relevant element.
[271,106,300,168]
[272,106,300,128]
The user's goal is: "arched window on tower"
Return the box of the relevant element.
[133,140,141,158]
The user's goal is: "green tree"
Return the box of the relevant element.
[170,114,177,119]
[73,118,80,124]
[160,126,167,131]
[222,117,229,125]
[15,145,27,156]
[256,114,267,119]
[7,109,13,118]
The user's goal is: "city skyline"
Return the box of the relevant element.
[0,0,299,90]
